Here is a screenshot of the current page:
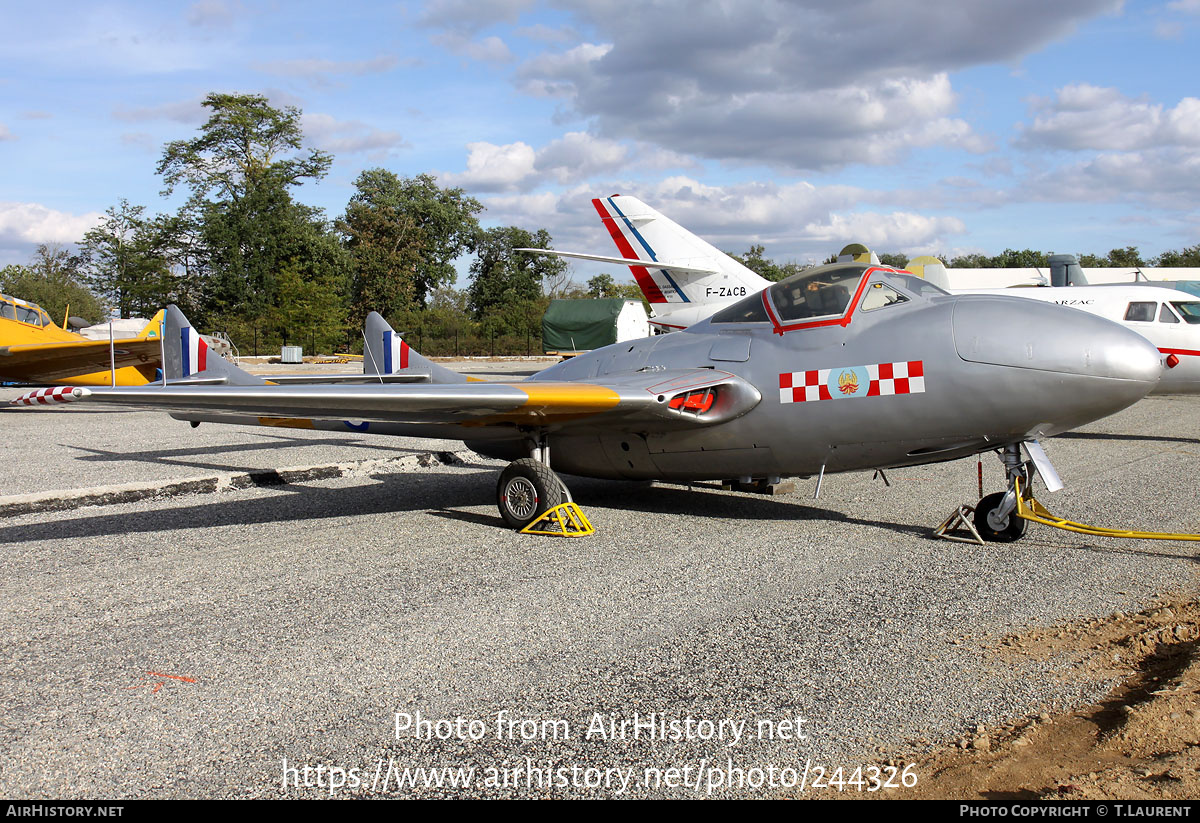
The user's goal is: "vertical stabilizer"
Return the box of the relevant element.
[164,305,265,386]
[592,195,770,306]
[363,312,468,384]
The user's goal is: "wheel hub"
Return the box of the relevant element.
[986,508,1010,532]
[503,477,538,519]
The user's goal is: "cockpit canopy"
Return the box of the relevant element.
[0,293,53,327]
[709,262,947,331]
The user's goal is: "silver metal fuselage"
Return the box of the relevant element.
[472,271,1162,481]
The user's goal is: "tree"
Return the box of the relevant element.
[339,170,483,314]
[1078,246,1146,268]
[878,252,909,268]
[0,245,106,325]
[1154,245,1200,267]
[157,93,331,204]
[949,249,1049,268]
[731,245,809,281]
[467,227,566,332]
[587,273,616,297]
[155,92,347,347]
[80,199,176,318]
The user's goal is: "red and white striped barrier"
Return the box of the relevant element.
[10,386,90,406]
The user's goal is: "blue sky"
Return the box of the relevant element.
[1,0,1198,284]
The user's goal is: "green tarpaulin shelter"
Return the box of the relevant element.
[541,298,649,353]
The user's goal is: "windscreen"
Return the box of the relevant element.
[1172,302,1200,325]
[767,265,866,323]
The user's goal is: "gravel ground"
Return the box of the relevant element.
[0,393,1197,798]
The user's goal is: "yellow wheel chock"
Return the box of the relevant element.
[1014,478,1200,542]
[519,502,595,537]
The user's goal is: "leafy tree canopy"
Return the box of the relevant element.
[157,92,331,204]
[338,170,483,314]
[468,227,565,331]
[1,245,106,325]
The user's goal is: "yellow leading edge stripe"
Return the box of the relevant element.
[510,383,622,414]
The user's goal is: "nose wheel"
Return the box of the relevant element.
[934,442,1041,545]
[972,491,1028,542]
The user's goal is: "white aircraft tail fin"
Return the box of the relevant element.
[590,194,770,307]
[363,312,468,384]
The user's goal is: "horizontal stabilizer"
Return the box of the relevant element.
[515,248,719,275]
[262,373,431,385]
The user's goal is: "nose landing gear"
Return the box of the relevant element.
[934,442,1040,545]
[971,443,1031,543]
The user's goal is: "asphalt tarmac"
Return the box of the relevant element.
[1,377,1198,798]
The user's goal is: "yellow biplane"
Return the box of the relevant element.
[0,294,163,386]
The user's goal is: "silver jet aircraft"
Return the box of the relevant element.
[14,262,1163,542]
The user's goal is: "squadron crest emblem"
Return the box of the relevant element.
[837,370,859,395]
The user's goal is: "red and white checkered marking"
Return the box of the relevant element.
[779,360,925,404]
[10,386,85,406]
[778,369,833,403]
[866,360,925,396]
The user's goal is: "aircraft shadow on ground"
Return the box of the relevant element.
[0,468,499,545]
[1,465,933,545]
[6,462,1192,558]
[432,474,934,538]
[62,432,439,474]
[1056,431,1200,446]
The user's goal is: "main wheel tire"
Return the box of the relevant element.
[972,491,1028,543]
[497,458,565,530]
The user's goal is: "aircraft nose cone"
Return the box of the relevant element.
[951,296,1161,434]
[953,296,1162,385]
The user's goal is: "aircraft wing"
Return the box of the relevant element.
[514,248,719,274]
[0,338,163,383]
[14,369,761,431]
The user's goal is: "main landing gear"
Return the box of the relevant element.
[496,433,594,537]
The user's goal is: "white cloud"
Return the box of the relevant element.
[0,123,13,141]
[1018,85,1200,151]
[442,132,696,192]
[302,113,407,155]
[186,0,243,30]
[443,141,537,191]
[508,0,1115,170]
[516,42,610,98]
[432,33,514,63]
[419,0,533,33]
[476,177,967,263]
[0,203,103,250]
[254,55,402,80]
[515,23,579,44]
[113,97,209,124]
[1022,148,1200,211]
[534,132,628,183]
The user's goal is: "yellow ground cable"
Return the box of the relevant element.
[1013,478,1200,542]
[519,502,595,537]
